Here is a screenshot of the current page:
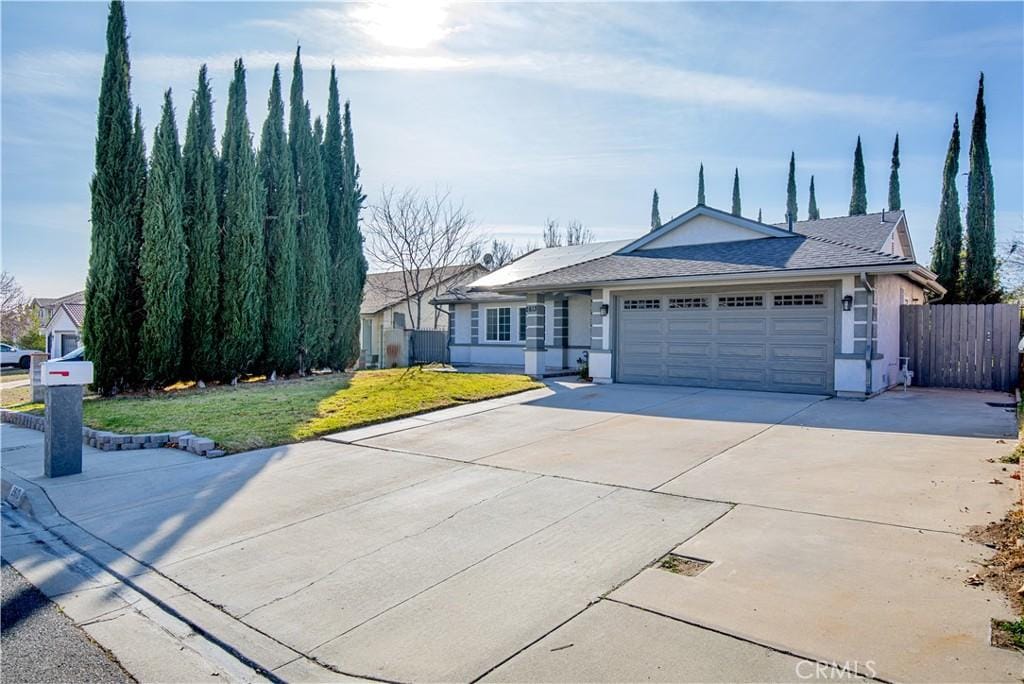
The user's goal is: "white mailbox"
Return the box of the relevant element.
[40,361,94,386]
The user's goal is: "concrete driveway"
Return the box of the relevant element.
[2,381,1021,682]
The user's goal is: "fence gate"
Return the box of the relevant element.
[409,330,448,365]
[899,304,1021,392]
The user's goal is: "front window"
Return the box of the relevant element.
[486,307,511,341]
[518,307,527,341]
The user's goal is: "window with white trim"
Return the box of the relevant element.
[718,295,764,308]
[773,293,824,307]
[486,307,511,341]
[668,296,709,309]
[518,307,527,341]
[623,299,661,310]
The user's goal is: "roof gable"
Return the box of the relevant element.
[620,205,793,253]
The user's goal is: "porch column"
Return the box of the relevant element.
[589,290,613,383]
[553,297,569,369]
[524,293,546,378]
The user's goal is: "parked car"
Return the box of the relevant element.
[0,343,46,369]
[55,346,86,362]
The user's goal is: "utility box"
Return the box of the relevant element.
[40,360,93,478]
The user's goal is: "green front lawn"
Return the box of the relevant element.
[3,368,541,453]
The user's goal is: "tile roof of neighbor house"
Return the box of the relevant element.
[783,211,903,251]
[63,303,86,328]
[360,264,483,315]
[488,233,916,291]
[34,290,86,308]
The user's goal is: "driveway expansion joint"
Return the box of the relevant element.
[603,597,895,684]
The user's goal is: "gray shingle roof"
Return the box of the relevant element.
[431,288,525,305]
[492,234,914,291]
[781,211,902,251]
[361,265,484,314]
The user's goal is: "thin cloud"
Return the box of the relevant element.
[8,45,935,122]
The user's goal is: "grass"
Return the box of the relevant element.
[0,383,32,407]
[0,368,29,380]
[3,368,541,453]
[1002,443,1023,465]
[993,618,1024,650]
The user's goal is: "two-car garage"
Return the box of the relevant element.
[615,284,836,394]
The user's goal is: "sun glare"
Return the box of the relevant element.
[351,1,455,50]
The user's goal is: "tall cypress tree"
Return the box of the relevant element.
[139,90,186,386]
[757,208,762,223]
[888,133,901,211]
[83,0,140,394]
[259,64,299,375]
[697,163,706,205]
[786,152,798,221]
[313,116,324,147]
[650,189,661,231]
[220,58,266,379]
[126,106,147,386]
[339,99,367,367]
[849,136,868,215]
[931,114,963,301]
[323,66,348,369]
[807,175,820,220]
[731,168,741,217]
[963,73,997,303]
[181,65,220,381]
[289,47,331,371]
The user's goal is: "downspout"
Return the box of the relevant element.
[860,272,875,396]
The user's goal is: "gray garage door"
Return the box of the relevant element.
[616,286,835,394]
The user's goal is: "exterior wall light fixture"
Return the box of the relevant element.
[842,295,854,312]
[600,303,610,316]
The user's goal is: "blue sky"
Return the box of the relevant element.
[2,1,1022,297]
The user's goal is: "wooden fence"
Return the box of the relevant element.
[899,304,1021,392]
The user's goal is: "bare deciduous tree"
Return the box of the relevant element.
[565,220,595,246]
[542,218,594,248]
[542,218,563,248]
[365,187,484,329]
[484,239,535,269]
[0,272,36,343]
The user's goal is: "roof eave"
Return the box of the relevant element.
[488,262,924,294]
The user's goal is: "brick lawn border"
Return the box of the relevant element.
[0,408,225,458]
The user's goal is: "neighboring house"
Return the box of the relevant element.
[38,291,86,358]
[360,264,487,367]
[31,290,84,327]
[438,205,942,397]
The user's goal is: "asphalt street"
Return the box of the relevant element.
[1,560,133,684]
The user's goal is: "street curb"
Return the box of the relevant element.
[0,408,225,458]
[2,463,382,683]
[0,468,294,683]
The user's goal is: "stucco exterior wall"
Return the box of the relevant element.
[448,297,593,370]
[872,274,925,392]
[43,308,80,358]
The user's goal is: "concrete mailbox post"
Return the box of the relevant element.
[40,360,93,477]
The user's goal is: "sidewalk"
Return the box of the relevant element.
[1,430,274,683]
